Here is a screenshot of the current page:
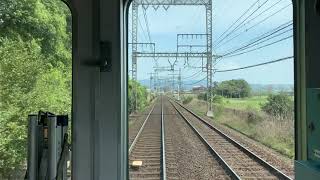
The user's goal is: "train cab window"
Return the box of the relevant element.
[0,1,72,179]
[127,0,294,179]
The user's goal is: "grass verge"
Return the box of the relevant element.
[186,98,294,159]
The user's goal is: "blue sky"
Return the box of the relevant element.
[128,0,294,85]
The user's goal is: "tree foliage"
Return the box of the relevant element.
[182,96,193,104]
[0,0,71,177]
[261,93,293,120]
[213,79,251,98]
[197,92,223,104]
[128,80,150,114]
[0,0,71,65]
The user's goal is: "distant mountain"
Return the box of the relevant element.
[138,79,207,90]
[138,79,293,92]
[250,84,293,93]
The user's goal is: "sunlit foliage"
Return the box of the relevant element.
[0,0,71,177]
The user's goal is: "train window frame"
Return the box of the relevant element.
[60,0,308,179]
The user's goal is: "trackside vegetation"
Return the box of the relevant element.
[128,80,152,114]
[0,1,150,178]
[187,85,294,158]
[0,0,72,178]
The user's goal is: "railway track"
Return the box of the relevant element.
[169,98,292,180]
[129,98,166,180]
[163,98,233,180]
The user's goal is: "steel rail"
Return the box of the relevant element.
[161,96,167,180]
[173,99,292,180]
[129,98,166,180]
[128,103,156,155]
[169,100,241,180]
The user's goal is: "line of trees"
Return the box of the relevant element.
[198,79,251,101]
[213,79,251,98]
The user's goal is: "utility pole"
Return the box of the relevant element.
[148,72,158,92]
[132,2,138,112]
[172,72,175,94]
[206,1,213,117]
[131,0,213,113]
[168,72,179,98]
[178,68,181,101]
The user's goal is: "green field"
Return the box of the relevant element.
[221,96,268,111]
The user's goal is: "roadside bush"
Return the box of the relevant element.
[197,93,223,104]
[246,110,263,124]
[212,95,223,104]
[261,93,293,120]
[197,93,206,101]
[182,96,193,104]
[128,80,150,114]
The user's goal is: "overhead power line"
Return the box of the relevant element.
[138,18,149,43]
[216,56,293,73]
[183,70,205,79]
[222,35,292,58]
[244,0,284,26]
[213,0,261,45]
[142,8,152,44]
[215,21,293,58]
[241,20,292,45]
[215,3,291,50]
[184,76,207,86]
[213,0,270,48]
[220,26,293,57]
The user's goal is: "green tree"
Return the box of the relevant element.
[261,93,294,120]
[128,80,150,114]
[0,38,44,106]
[0,38,44,177]
[0,0,72,177]
[0,0,71,65]
[214,79,251,98]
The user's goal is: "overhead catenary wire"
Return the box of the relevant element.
[132,1,293,93]
[215,0,283,48]
[221,35,292,59]
[216,56,293,73]
[240,20,292,46]
[242,0,284,27]
[213,0,270,48]
[213,0,261,45]
[183,76,207,86]
[184,56,293,78]
[138,18,149,43]
[183,70,205,79]
[220,26,293,57]
[215,21,293,59]
[215,3,291,50]
[142,8,152,44]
